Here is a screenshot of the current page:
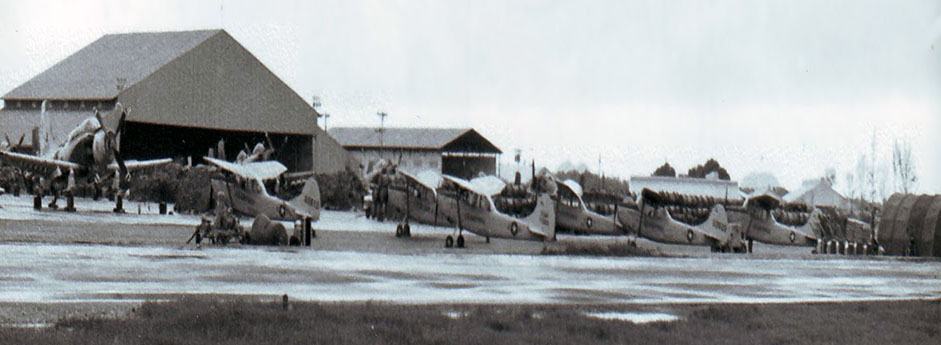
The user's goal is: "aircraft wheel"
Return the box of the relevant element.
[486,236,490,244]
[630,240,637,248]
[395,224,403,238]
[457,235,465,248]
[445,235,454,248]
[404,224,411,237]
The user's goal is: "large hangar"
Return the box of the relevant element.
[0,29,349,173]
[329,127,502,180]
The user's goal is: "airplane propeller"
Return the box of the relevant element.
[95,105,129,188]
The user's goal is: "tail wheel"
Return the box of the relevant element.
[457,235,465,248]
[445,235,454,248]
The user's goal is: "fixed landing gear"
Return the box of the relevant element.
[64,191,76,212]
[395,223,412,238]
[445,234,465,248]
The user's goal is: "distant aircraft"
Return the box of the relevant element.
[0,102,171,211]
[553,178,623,236]
[727,193,820,251]
[204,156,320,222]
[618,188,746,253]
[435,174,556,248]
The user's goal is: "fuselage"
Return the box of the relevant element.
[435,181,554,241]
[554,180,620,236]
[729,207,819,246]
[211,175,301,221]
[618,203,742,248]
[387,182,455,227]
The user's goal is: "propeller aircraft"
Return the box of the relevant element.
[0,101,171,211]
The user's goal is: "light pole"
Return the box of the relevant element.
[376,111,388,157]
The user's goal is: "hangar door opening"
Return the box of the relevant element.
[442,155,496,180]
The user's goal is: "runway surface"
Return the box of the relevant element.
[1,194,940,306]
[1,243,938,305]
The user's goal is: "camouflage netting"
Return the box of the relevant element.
[877,193,941,257]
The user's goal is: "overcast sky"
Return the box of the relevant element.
[1,0,938,196]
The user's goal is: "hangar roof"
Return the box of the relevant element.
[1,30,323,137]
[4,30,219,101]
[329,127,502,154]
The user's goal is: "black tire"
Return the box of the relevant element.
[404,224,411,237]
[445,235,454,248]
[395,224,403,238]
[457,235,465,248]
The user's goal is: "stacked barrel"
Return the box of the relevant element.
[493,183,537,217]
[878,193,941,257]
[771,203,811,226]
[582,192,624,216]
[652,191,743,226]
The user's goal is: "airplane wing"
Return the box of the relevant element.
[469,175,506,197]
[109,158,173,172]
[442,174,492,200]
[203,156,286,181]
[399,170,440,197]
[561,179,583,197]
[0,149,83,176]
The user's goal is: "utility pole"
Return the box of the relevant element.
[377,111,388,157]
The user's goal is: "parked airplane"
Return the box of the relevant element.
[436,174,556,248]
[0,102,171,211]
[553,178,623,236]
[385,169,455,237]
[726,193,820,252]
[204,156,320,222]
[618,188,746,253]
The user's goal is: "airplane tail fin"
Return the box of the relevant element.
[289,177,321,221]
[524,193,556,241]
[703,204,734,246]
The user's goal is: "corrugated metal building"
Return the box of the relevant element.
[329,127,501,180]
[0,29,349,173]
[877,193,941,257]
